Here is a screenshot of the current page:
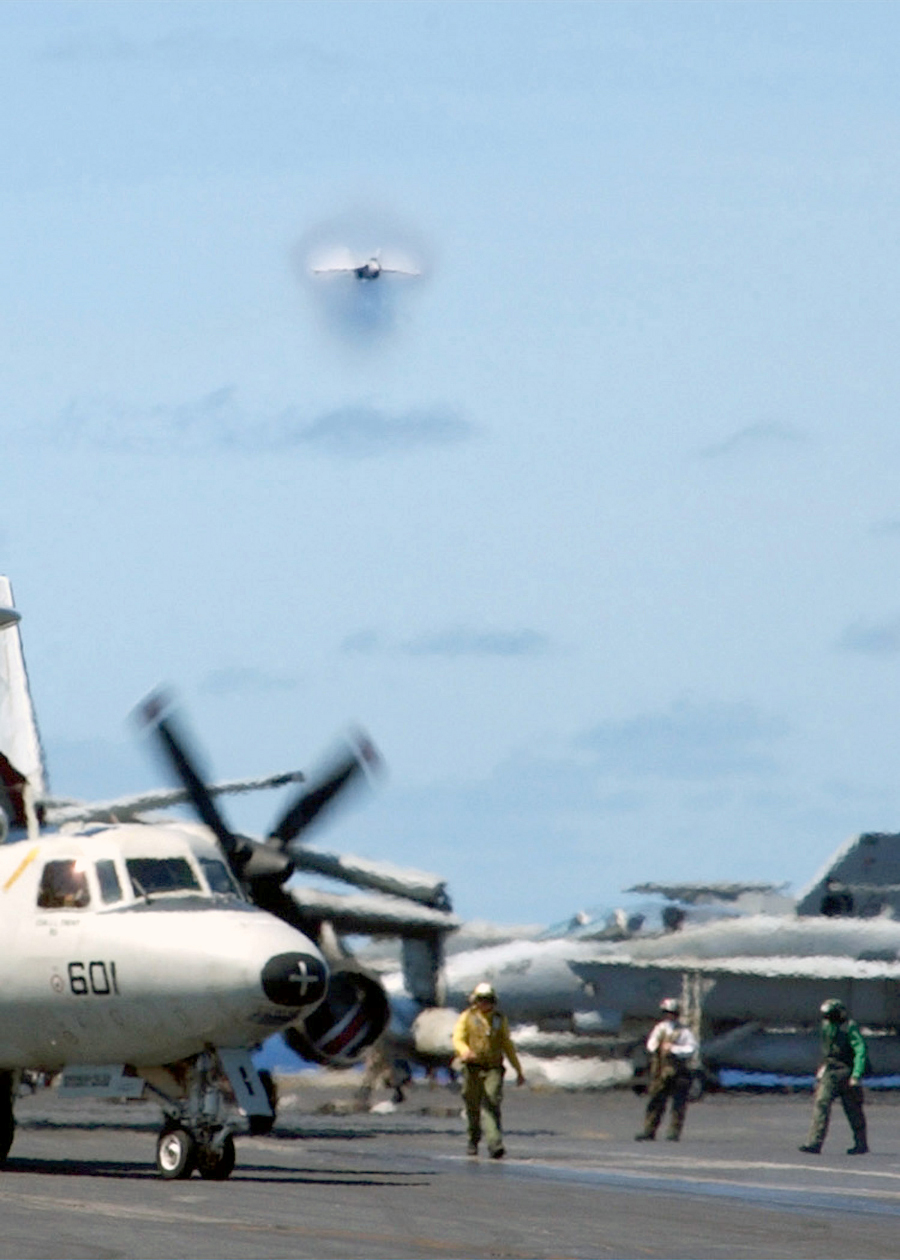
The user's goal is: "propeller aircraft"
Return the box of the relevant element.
[0,577,456,1177]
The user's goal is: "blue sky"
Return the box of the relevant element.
[4,1,900,922]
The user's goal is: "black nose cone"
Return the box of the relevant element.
[262,953,327,1008]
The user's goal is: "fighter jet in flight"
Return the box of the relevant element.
[311,247,421,281]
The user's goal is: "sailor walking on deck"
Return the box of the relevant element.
[635,997,698,1142]
[453,982,525,1159]
[799,998,869,1155]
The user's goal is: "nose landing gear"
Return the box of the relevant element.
[156,1125,196,1179]
[151,1052,248,1180]
[156,1121,237,1180]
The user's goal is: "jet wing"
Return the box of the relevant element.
[571,953,900,983]
[625,882,786,904]
[569,954,900,1026]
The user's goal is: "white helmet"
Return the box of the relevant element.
[660,997,681,1015]
[471,981,497,1002]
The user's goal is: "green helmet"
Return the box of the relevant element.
[820,998,847,1021]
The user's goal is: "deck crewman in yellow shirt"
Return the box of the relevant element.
[452,981,525,1159]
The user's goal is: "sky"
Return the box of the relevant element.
[4,1,900,924]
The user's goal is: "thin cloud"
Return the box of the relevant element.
[294,407,473,459]
[37,391,474,459]
[340,626,552,658]
[402,628,550,658]
[837,617,900,656]
[869,520,900,538]
[197,667,299,698]
[698,422,808,460]
[341,630,385,655]
[579,698,786,780]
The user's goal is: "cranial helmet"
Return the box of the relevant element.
[471,981,497,1002]
[820,998,847,1021]
[660,997,681,1015]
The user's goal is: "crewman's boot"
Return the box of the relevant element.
[798,1144,822,1154]
[634,1132,655,1141]
[846,1143,869,1155]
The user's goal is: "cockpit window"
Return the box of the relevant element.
[126,857,201,898]
[199,857,241,897]
[96,859,123,905]
[37,860,91,910]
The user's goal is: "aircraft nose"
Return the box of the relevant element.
[261,952,328,1008]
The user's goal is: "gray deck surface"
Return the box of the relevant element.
[4,1081,900,1259]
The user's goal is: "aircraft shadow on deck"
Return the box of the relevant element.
[6,1155,436,1187]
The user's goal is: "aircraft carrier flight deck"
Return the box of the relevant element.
[4,1079,900,1260]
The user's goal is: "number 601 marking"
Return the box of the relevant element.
[68,961,119,996]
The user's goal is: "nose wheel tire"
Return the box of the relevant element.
[156,1127,196,1179]
[196,1133,236,1181]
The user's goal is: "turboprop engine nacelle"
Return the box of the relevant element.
[283,966,389,1066]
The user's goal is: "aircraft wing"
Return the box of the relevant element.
[625,882,786,904]
[289,847,450,909]
[287,883,459,939]
[571,953,900,983]
[568,953,900,1026]
[42,770,306,826]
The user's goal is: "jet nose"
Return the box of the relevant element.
[261,952,328,1009]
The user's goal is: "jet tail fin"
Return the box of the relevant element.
[0,577,48,838]
[795,832,900,918]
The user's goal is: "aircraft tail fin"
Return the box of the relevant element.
[795,832,900,918]
[0,577,48,838]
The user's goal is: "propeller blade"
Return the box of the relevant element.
[136,690,244,873]
[268,732,381,849]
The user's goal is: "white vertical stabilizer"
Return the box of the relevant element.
[0,577,48,835]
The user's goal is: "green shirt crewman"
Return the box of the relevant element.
[799,998,868,1155]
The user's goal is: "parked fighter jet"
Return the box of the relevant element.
[384,834,900,1081]
[0,578,456,1171]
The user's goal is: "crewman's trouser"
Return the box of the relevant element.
[462,1065,504,1152]
[806,1065,867,1149]
[642,1065,692,1138]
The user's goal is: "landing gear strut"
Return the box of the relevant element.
[151,1053,240,1180]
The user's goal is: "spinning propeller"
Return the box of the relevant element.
[136,690,380,899]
